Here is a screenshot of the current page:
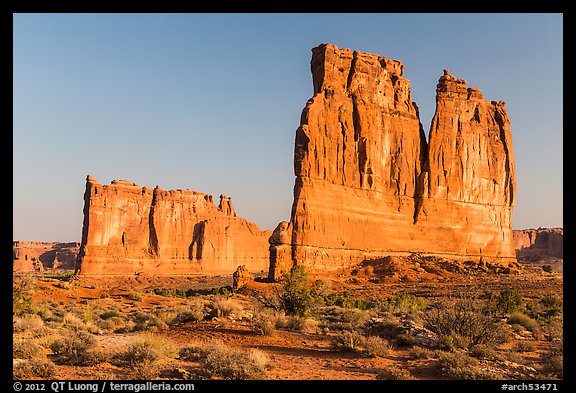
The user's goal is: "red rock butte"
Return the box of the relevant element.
[76,177,271,275]
[269,43,516,278]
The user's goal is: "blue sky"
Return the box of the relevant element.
[13,13,563,242]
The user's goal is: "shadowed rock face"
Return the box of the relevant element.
[270,43,516,277]
[77,177,271,275]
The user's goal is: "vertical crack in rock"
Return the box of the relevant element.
[148,187,160,258]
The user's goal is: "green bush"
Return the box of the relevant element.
[495,288,523,314]
[380,293,427,314]
[276,265,325,317]
[153,288,187,298]
[13,276,36,316]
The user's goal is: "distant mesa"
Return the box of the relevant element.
[513,228,563,261]
[75,176,271,275]
[269,43,516,278]
[13,241,79,272]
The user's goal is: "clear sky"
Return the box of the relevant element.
[13,13,563,242]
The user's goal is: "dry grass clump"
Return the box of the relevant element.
[376,366,412,380]
[13,340,41,360]
[13,314,45,333]
[332,331,391,358]
[437,351,501,379]
[13,359,55,379]
[507,312,538,332]
[425,296,506,350]
[122,335,178,380]
[50,330,109,366]
[200,342,272,380]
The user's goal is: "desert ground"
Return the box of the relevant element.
[13,256,563,381]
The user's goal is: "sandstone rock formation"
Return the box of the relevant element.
[77,177,271,275]
[13,241,79,272]
[232,265,254,290]
[270,43,516,278]
[513,228,563,260]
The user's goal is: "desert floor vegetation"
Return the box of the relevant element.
[13,264,562,380]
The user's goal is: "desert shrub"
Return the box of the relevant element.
[32,303,54,320]
[208,298,244,318]
[13,340,41,360]
[100,310,120,320]
[200,342,271,380]
[366,313,401,339]
[332,331,366,352]
[380,293,427,314]
[153,288,187,298]
[470,344,501,360]
[542,318,563,342]
[284,315,317,332]
[320,306,373,332]
[362,336,391,358]
[324,292,367,310]
[513,341,536,352]
[126,291,142,301]
[179,345,208,362]
[13,359,55,379]
[72,350,111,366]
[275,265,325,317]
[132,360,161,380]
[97,319,116,331]
[50,330,96,361]
[438,351,498,379]
[13,314,45,332]
[376,366,412,380]
[211,286,233,296]
[251,311,277,336]
[542,265,553,273]
[133,312,168,332]
[540,294,562,309]
[409,346,438,360]
[541,348,563,379]
[124,336,177,365]
[63,312,87,331]
[507,312,538,331]
[425,296,504,350]
[13,276,36,316]
[155,310,178,326]
[494,288,523,314]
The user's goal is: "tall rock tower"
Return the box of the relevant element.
[269,43,515,278]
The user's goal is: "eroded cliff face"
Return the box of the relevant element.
[513,228,563,260]
[77,176,270,275]
[13,242,79,272]
[272,43,516,277]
